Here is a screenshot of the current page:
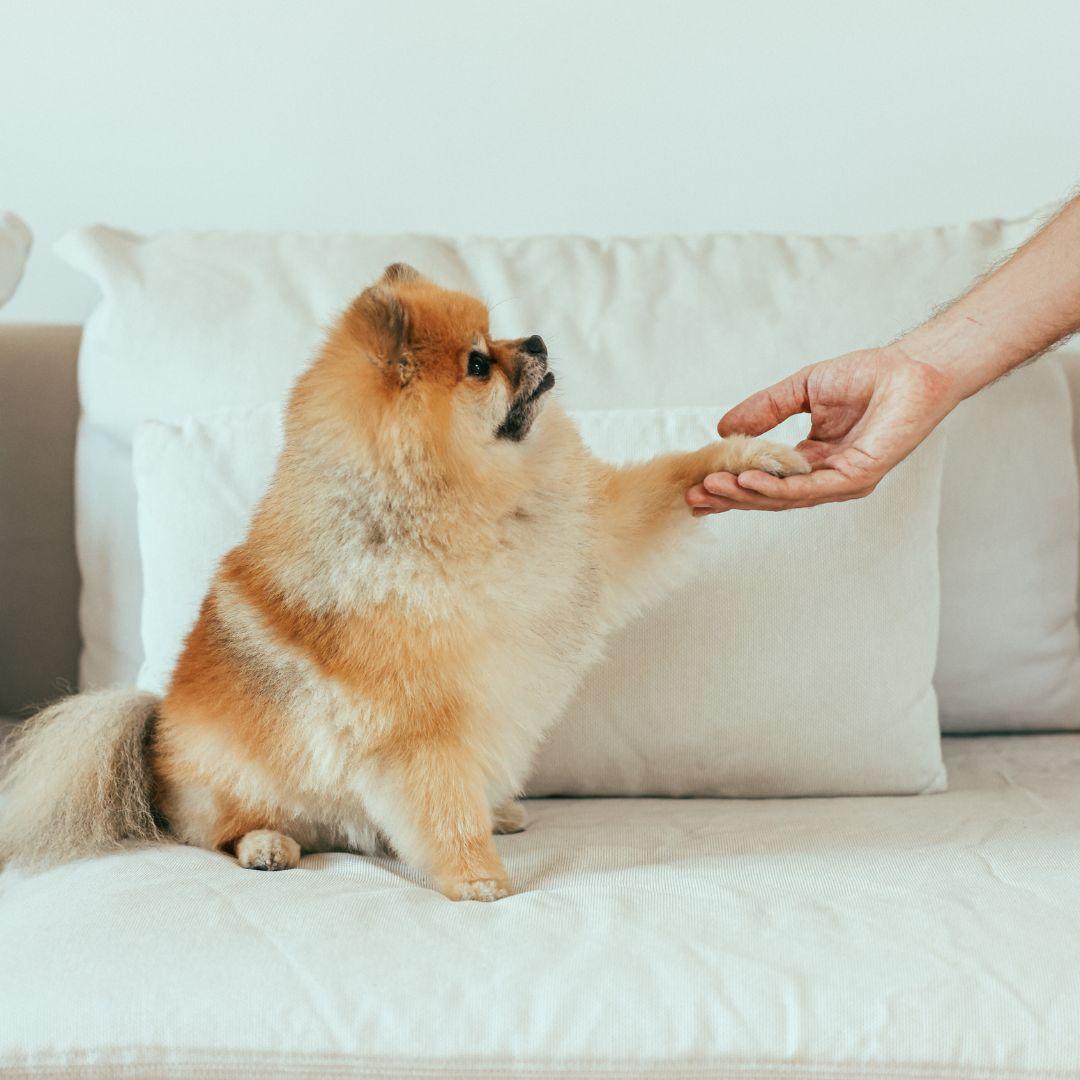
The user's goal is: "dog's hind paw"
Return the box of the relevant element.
[492,799,527,834]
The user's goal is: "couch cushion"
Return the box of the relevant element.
[2,735,1077,1079]
[936,360,1080,731]
[56,221,1080,734]
[133,405,946,797]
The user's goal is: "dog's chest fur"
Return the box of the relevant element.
[203,416,607,810]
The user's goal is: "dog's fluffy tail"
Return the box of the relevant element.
[0,689,162,868]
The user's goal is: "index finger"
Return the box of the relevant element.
[735,467,872,505]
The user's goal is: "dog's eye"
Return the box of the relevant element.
[467,351,491,379]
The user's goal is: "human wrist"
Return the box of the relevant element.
[893,312,1009,407]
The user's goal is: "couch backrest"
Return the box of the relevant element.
[1,322,1078,717]
[1067,358,1080,503]
[0,324,81,714]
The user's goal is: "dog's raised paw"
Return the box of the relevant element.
[745,441,811,478]
[235,829,301,871]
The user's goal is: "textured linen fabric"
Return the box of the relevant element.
[1,735,1078,1079]
[0,212,31,307]
[133,405,946,797]
[56,219,1080,732]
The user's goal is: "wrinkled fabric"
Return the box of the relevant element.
[2,735,1077,1078]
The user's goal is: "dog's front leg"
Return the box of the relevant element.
[590,437,808,628]
[360,740,511,901]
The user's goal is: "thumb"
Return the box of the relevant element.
[717,369,811,437]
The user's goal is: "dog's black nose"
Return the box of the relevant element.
[522,335,547,357]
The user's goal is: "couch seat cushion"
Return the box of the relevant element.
[2,735,1078,1079]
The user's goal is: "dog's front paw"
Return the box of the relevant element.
[445,877,514,902]
[235,829,301,871]
[721,434,807,477]
[748,441,811,478]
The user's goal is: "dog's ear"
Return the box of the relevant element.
[347,284,413,384]
[379,262,423,286]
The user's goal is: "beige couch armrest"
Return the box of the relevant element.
[0,323,81,715]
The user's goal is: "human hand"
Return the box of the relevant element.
[686,344,961,513]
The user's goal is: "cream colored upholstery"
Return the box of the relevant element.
[1065,355,1080,615]
[2,326,1080,1078]
[3,734,1080,1078]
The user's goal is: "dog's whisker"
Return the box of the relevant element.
[486,295,520,315]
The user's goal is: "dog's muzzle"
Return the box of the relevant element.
[497,339,556,441]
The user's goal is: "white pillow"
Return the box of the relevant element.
[59,218,1080,732]
[0,212,31,307]
[936,363,1080,731]
[134,404,947,797]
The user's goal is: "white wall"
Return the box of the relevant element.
[3,0,1079,323]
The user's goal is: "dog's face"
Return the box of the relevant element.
[313,264,554,469]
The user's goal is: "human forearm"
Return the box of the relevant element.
[898,195,1080,402]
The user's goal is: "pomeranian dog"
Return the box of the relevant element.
[0,265,808,899]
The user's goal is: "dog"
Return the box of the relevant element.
[0,265,808,899]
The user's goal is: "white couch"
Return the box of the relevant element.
[2,271,1080,1078]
